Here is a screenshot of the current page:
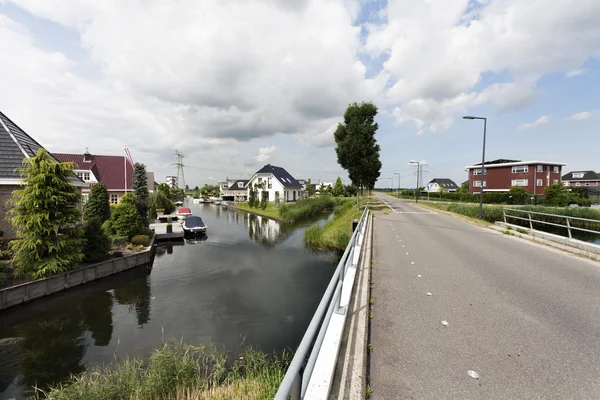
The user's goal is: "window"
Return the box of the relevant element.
[512,165,528,173]
[83,172,90,181]
[511,179,528,187]
[537,165,543,172]
[473,180,486,187]
[76,172,83,179]
[553,179,558,185]
[575,182,581,187]
[473,169,486,175]
[585,183,591,186]
[258,177,262,184]
[268,177,272,189]
[110,194,119,204]
[82,194,89,205]
[536,179,543,187]
[553,166,559,173]
[573,172,585,178]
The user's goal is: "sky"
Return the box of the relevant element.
[0,0,598,189]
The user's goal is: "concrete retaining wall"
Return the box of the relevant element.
[0,236,155,311]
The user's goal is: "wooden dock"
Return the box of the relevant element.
[150,222,185,241]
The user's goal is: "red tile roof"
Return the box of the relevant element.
[53,153,134,190]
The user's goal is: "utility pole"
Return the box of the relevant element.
[174,150,186,190]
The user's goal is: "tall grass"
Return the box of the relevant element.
[446,204,504,223]
[304,202,362,253]
[279,197,350,222]
[36,340,290,400]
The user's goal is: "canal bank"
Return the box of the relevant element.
[0,200,338,399]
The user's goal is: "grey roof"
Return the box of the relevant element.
[228,179,250,191]
[474,159,520,166]
[428,178,459,189]
[253,164,302,188]
[0,111,55,179]
[562,170,600,181]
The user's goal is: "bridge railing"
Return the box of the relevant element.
[274,203,370,400]
[503,208,600,239]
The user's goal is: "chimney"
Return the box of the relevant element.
[83,148,92,162]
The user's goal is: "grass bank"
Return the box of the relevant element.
[236,197,354,222]
[304,201,364,253]
[234,202,281,220]
[36,341,289,400]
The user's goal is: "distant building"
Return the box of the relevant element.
[561,171,600,187]
[0,111,86,236]
[426,178,459,193]
[220,178,250,202]
[247,164,302,202]
[465,159,566,194]
[166,176,178,189]
[54,149,147,205]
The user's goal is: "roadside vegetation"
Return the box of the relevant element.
[236,201,281,220]
[36,340,290,400]
[304,201,365,253]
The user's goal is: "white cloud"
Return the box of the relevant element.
[518,116,549,130]
[568,111,592,121]
[366,0,600,132]
[255,146,277,163]
[566,69,585,78]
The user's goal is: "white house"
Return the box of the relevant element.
[426,178,459,193]
[247,164,303,202]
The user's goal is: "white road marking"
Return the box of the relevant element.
[378,195,399,213]
[410,261,415,265]
[417,275,422,278]
[426,292,432,296]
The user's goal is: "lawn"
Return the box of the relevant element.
[235,202,281,220]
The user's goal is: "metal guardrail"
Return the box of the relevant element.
[503,208,600,239]
[274,204,370,400]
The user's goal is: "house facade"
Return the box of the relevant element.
[561,171,600,187]
[220,179,249,201]
[53,150,135,205]
[465,159,566,194]
[426,178,458,193]
[247,164,302,202]
[0,111,86,236]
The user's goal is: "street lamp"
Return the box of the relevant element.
[394,172,401,197]
[463,115,487,220]
[388,177,394,193]
[409,160,421,203]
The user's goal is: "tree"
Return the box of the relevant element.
[319,183,328,195]
[109,194,144,239]
[345,183,358,197]
[508,186,529,205]
[544,183,575,207]
[157,183,171,199]
[148,190,175,219]
[83,217,111,262]
[248,184,259,208]
[9,149,84,278]
[133,163,149,226]
[275,191,280,206]
[83,182,110,224]
[260,189,268,210]
[185,184,190,192]
[194,186,199,191]
[306,178,315,196]
[334,102,382,193]
[332,176,344,196]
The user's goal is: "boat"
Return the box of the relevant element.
[177,207,192,217]
[192,198,201,204]
[182,216,207,233]
[175,200,184,206]
[214,200,221,205]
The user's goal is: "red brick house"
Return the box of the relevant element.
[465,159,566,194]
[561,171,600,187]
[53,150,134,205]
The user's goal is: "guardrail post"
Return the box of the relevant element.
[503,209,506,224]
[528,213,533,230]
[291,372,301,400]
[566,218,573,239]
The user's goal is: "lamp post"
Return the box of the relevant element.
[394,172,401,198]
[409,160,421,203]
[463,116,487,220]
[388,177,394,193]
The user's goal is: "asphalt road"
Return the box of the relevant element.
[371,194,600,399]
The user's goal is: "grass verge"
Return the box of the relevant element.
[234,202,281,220]
[304,202,364,253]
[36,340,290,400]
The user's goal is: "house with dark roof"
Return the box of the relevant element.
[53,149,138,205]
[426,178,459,192]
[561,170,600,187]
[0,111,86,236]
[247,164,302,202]
[465,159,566,194]
[220,178,250,201]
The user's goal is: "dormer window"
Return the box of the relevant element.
[572,172,585,178]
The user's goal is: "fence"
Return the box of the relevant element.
[503,208,600,239]
[274,204,370,400]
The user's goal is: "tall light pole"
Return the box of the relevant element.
[394,172,401,197]
[409,160,421,203]
[388,177,394,193]
[463,116,487,220]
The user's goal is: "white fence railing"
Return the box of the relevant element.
[503,208,600,239]
[274,204,370,400]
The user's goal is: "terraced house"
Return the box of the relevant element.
[0,111,86,236]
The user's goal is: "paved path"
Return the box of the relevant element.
[371,194,600,399]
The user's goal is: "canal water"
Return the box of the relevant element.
[0,201,337,399]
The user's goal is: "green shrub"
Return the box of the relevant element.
[447,204,504,222]
[304,226,324,247]
[126,243,134,250]
[0,249,13,260]
[83,218,112,263]
[111,235,129,247]
[110,194,144,240]
[280,197,349,221]
[101,219,114,236]
[131,235,151,247]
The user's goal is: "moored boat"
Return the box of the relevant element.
[182,216,207,233]
[177,207,192,217]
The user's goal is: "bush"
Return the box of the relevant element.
[280,197,349,221]
[111,235,129,246]
[0,249,13,260]
[131,235,151,247]
[83,218,112,263]
[110,194,144,240]
[447,204,504,222]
